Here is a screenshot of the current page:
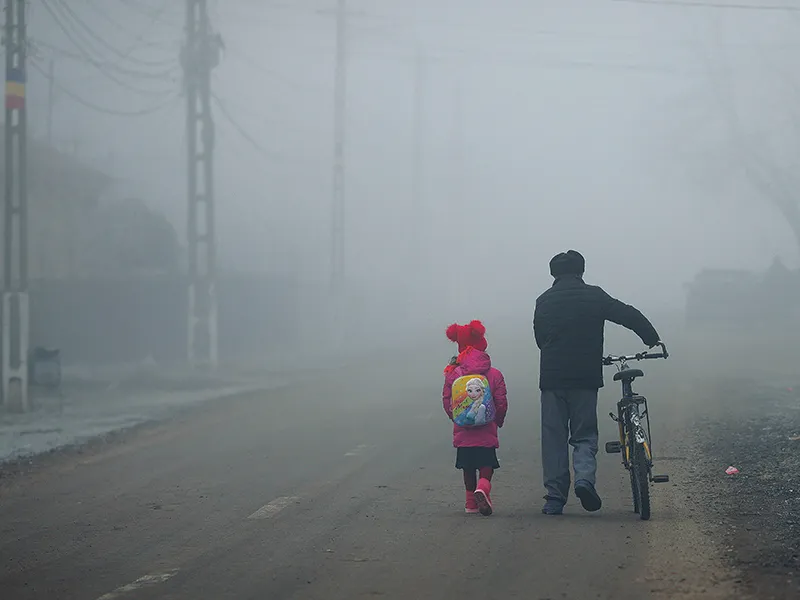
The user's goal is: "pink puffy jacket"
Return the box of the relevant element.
[442,347,508,448]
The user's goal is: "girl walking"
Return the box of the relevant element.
[443,320,508,515]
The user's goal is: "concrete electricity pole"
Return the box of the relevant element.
[46,58,54,145]
[452,73,463,203]
[2,0,29,412]
[331,0,347,293]
[182,0,221,370]
[447,71,465,310]
[410,0,427,288]
[411,48,426,278]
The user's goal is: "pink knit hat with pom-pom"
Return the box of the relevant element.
[445,320,488,353]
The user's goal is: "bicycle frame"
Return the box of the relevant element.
[611,358,653,473]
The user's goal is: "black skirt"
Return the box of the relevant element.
[455,447,500,471]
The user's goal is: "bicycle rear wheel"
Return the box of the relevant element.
[629,460,640,514]
[632,442,651,520]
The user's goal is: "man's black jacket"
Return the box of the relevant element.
[533,275,660,390]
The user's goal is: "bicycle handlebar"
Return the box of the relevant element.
[602,342,669,366]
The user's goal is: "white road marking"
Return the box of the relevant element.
[96,569,179,600]
[248,496,301,520]
[344,444,368,457]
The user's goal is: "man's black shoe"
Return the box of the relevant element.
[575,480,602,512]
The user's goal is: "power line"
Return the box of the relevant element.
[116,0,183,27]
[610,0,800,11]
[222,3,800,49]
[30,59,179,117]
[39,0,178,96]
[222,43,329,92]
[32,38,180,81]
[40,1,174,75]
[48,0,177,67]
[277,42,703,76]
[84,0,176,52]
[210,92,292,161]
[208,79,324,133]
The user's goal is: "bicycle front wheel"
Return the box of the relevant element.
[631,442,651,520]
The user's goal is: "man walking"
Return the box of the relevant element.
[533,250,661,515]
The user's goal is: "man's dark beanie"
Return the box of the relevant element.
[549,250,585,277]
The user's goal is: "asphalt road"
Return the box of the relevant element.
[0,341,747,599]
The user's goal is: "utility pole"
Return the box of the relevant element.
[2,0,29,412]
[448,71,464,311]
[411,48,426,281]
[46,57,54,145]
[331,0,347,293]
[410,1,426,284]
[182,0,220,370]
[452,73,463,203]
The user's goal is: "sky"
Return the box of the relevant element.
[19,0,800,320]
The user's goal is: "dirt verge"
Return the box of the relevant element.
[691,380,800,599]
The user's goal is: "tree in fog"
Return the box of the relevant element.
[685,40,800,258]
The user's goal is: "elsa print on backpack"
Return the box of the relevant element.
[451,374,495,427]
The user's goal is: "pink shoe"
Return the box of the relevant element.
[465,491,479,514]
[474,479,493,516]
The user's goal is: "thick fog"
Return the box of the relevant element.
[18,0,800,362]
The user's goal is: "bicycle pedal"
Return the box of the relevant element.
[605,441,621,454]
[651,474,670,483]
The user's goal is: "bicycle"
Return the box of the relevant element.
[602,342,670,521]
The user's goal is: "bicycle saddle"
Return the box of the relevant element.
[613,368,644,382]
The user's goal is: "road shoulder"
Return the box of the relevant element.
[690,379,800,599]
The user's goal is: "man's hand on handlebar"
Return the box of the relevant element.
[602,342,669,365]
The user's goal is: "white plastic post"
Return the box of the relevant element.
[2,291,28,412]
